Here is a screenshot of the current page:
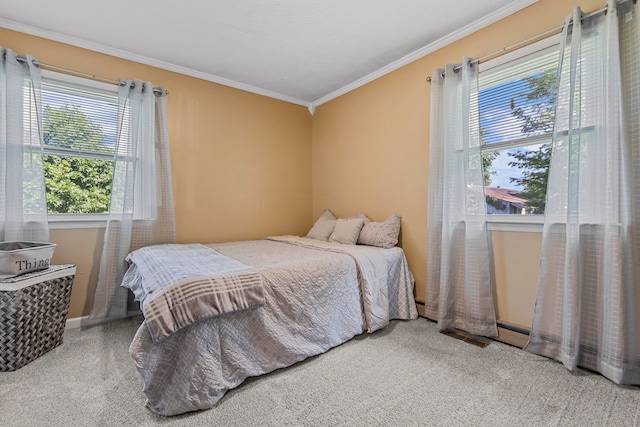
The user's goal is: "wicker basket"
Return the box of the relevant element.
[0,264,75,371]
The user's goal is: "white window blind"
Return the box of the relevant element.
[479,42,560,146]
[40,71,118,215]
[42,72,118,157]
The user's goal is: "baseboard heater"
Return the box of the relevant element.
[497,321,530,336]
[414,300,530,348]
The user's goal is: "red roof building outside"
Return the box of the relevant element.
[485,187,529,215]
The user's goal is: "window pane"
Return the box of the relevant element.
[479,45,559,145]
[44,154,113,214]
[479,38,559,217]
[484,143,550,215]
[41,74,118,214]
[42,83,117,154]
[480,73,557,144]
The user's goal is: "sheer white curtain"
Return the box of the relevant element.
[426,59,498,337]
[525,1,640,385]
[87,80,176,323]
[0,48,49,242]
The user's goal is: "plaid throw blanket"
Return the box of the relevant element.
[122,243,264,342]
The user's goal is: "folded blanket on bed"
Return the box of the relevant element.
[122,243,264,342]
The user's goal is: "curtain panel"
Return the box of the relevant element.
[0,48,49,242]
[426,59,498,337]
[87,81,176,324]
[525,0,640,385]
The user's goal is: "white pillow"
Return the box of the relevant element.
[329,217,366,245]
[357,214,401,248]
[306,209,337,241]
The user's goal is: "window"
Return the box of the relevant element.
[40,71,118,221]
[478,36,560,218]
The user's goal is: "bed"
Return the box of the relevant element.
[125,234,418,416]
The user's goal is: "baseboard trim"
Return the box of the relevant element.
[65,310,143,330]
[65,315,87,330]
[416,301,426,317]
[70,303,529,347]
[496,325,529,348]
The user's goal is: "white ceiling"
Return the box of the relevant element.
[0,0,537,109]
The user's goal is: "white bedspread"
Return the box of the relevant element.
[129,237,417,416]
[266,235,390,332]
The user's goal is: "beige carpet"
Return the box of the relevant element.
[1,316,639,426]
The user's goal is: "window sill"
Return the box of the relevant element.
[48,215,155,230]
[48,214,108,229]
[486,216,543,233]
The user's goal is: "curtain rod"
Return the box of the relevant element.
[425,0,635,83]
[13,55,168,96]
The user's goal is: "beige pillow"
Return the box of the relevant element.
[357,214,401,248]
[306,209,337,240]
[329,217,366,245]
[344,213,368,220]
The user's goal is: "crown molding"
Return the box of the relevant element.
[0,0,538,112]
[312,0,539,107]
[0,18,311,108]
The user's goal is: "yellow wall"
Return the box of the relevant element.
[311,0,602,329]
[491,231,542,329]
[1,28,313,318]
[2,0,606,326]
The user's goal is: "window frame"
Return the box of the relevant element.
[479,34,561,233]
[40,70,119,229]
